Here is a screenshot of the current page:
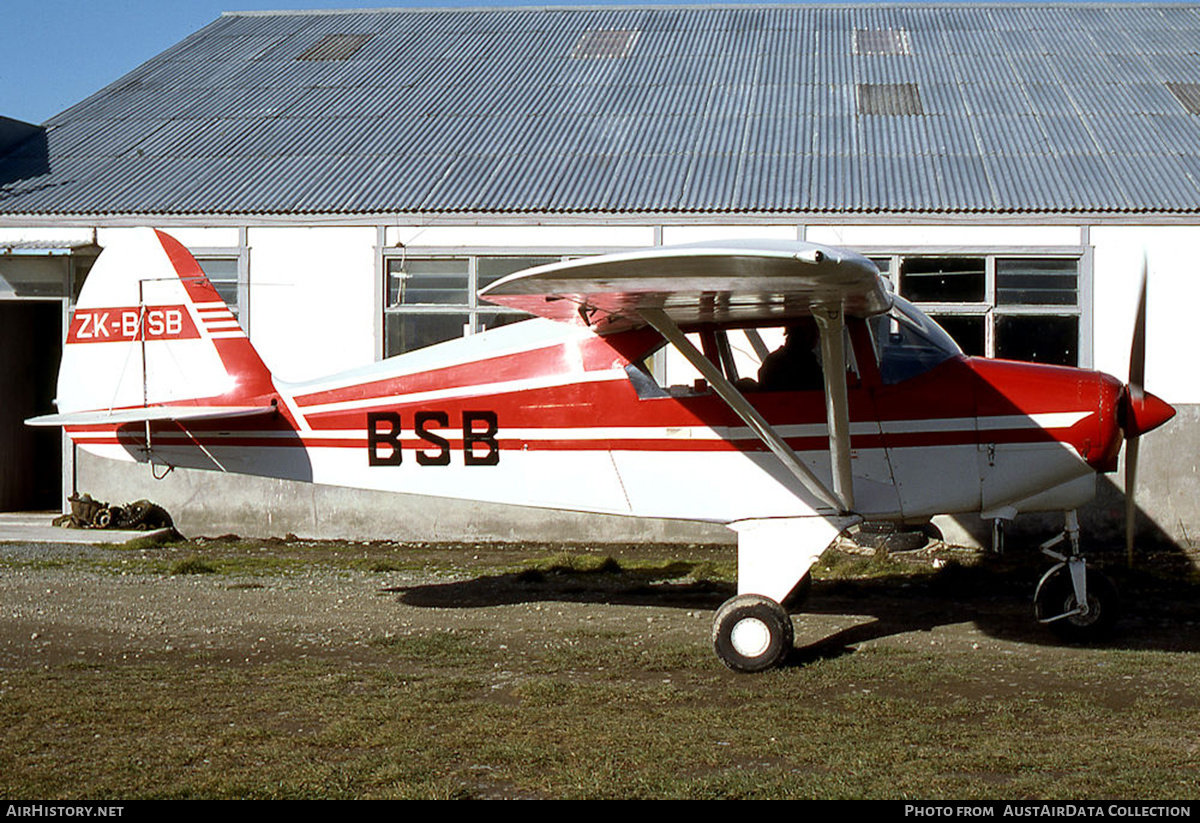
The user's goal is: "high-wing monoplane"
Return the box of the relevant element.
[29,229,1175,671]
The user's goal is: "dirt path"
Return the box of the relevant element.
[3,538,1196,673]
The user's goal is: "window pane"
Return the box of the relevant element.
[900,257,985,303]
[930,314,985,357]
[996,258,1078,306]
[385,312,469,357]
[869,300,961,385]
[476,257,558,291]
[476,310,530,332]
[995,315,1078,366]
[869,257,894,289]
[388,259,468,306]
[197,258,238,315]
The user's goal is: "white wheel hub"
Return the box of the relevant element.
[729,617,772,658]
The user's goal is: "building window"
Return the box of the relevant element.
[383,255,555,356]
[873,254,1082,367]
[196,257,239,313]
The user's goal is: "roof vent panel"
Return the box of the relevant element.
[298,34,373,62]
[854,28,911,56]
[572,30,640,59]
[1167,82,1200,115]
[857,83,924,115]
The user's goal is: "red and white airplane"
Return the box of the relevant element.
[29,228,1175,672]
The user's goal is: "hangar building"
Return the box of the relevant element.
[0,4,1197,553]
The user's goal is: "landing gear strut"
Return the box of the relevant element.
[1034,511,1119,642]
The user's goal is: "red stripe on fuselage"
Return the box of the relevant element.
[68,329,1115,467]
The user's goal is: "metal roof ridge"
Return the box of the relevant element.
[220,2,1200,17]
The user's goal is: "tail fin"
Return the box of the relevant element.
[32,228,277,424]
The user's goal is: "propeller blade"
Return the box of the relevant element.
[1124,258,1147,568]
[1125,434,1139,567]
[1129,258,1147,403]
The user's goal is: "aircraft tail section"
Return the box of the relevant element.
[30,228,278,426]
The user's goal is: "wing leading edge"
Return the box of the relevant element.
[479,239,891,333]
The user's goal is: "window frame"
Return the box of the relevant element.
[865,245,1092,368]
[192,245,249,333]
[379,248,570,358]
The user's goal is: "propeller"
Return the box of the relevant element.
[1124,262,1146,567]
[1120,258,1175,566]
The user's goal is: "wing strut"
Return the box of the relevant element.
[813,306,856,512]
[639,308,844,513]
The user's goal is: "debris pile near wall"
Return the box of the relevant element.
[53,493,173,531]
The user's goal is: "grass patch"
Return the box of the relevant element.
[525,552,624,575]
[169,556,218,575]
[810,545,943,582]
[369,631,485,665]
[0,632,1196,799]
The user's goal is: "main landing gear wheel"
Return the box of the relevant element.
[712,594,794,673]
[1034,566,1120,643]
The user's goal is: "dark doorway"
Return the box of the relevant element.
[0,302,61,510]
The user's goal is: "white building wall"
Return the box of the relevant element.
[806,224,1084,249]
[6,219,1195,557]
[247,226,377,382]
[1089,225,1200,405]
[386,225,656,249]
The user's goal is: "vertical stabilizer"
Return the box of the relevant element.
[54,228,275,417]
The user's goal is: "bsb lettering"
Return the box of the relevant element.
[368,410,500,467]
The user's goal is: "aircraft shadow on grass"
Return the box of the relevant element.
[388,552,1200,663]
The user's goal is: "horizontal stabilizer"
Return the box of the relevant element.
[27,405,277,427]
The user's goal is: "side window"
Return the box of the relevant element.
[631,324,859,398]
[870,300,962,385]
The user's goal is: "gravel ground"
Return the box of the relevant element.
[2,536,1197,674]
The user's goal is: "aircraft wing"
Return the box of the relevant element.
[479,239,890,332]
[26,405,277,427]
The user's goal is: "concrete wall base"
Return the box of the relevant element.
[75,454,734,545]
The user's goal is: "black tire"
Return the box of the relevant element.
[1034,566,1120,642]
[712,594,793,673]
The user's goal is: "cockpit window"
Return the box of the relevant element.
[869,297,962,385]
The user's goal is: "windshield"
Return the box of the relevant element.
[869,297,962,385]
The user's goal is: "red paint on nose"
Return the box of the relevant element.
[1124,389,1176,437]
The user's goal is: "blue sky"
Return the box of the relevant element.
[1,0,1161,124]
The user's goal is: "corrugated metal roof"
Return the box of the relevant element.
[5,4,1200,217]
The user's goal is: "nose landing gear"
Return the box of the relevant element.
[1034,511,1120,642]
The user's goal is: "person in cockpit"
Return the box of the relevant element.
[755,319,824,392]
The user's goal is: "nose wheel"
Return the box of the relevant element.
[712,595,794,673]
[1035,564,1119,642]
